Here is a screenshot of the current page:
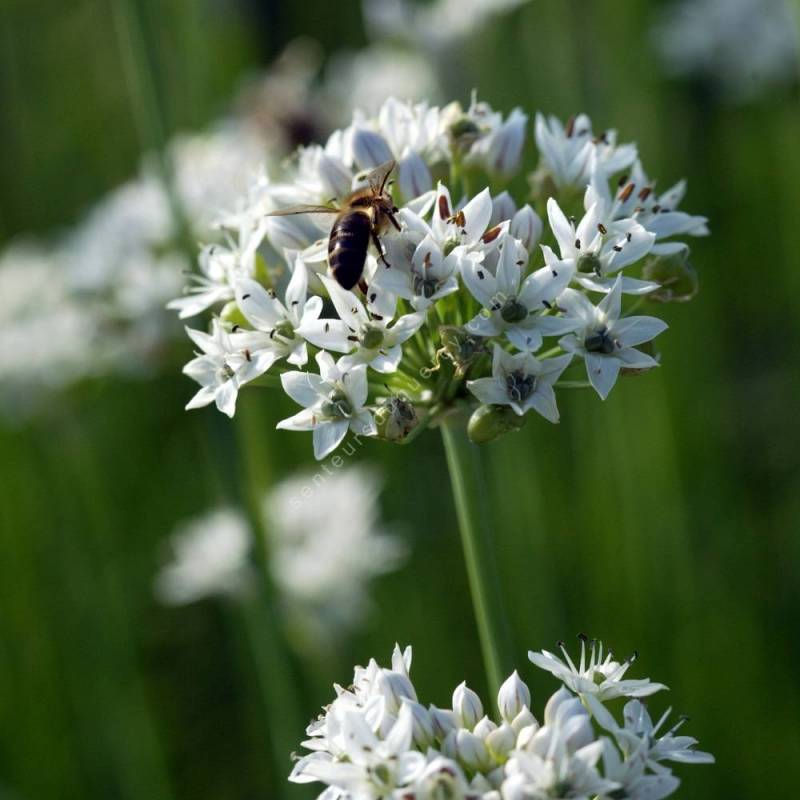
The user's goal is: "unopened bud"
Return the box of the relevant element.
[404,699,435,749]
[352,127,393,170]
[452,681,483,729]
[398,149,432,202]
[510,706,538,735]
[455,730,492,772]
[486,723,516,761]
[497,671,532,723]
[510,205,543,252]
[641,246,699,303]
[430,705,458,740]
[485,109,527,177]
[468,404,527,444]
[491,191,518,227]
[473,716,497,739]
[377,668,417,713]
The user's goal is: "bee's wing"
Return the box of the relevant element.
[266,204,339,217]
[365,159,396,194]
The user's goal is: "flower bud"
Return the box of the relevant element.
[398,149,432,202]
[377,667,417,713]
[473,715,497,739]
[317,153,353,200]
[467,404,527,444]
[497,671,532,724]
[641,246,699,303]
[452,681,483,729]
[490,191,517,227]
[430,705,458,740]
[486,722,516,761]
[510,706,538,735]
[510,205,542,253]
[544,688,593,752]
[486,109,527,177]
[403,699,435,749]
[441,728,458,760]
[515,722,539,750]
[376,395,418,442]
[455,729,492,772]
[352,127,394,170]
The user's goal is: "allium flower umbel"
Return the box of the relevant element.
[291,637,712,800]
[172,97,707,458]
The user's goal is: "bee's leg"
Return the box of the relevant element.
[357,278,369,295]
[388,210,402,231]
[371,230,391,267]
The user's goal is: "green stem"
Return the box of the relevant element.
[111,0,194,255]
[440,415,513,701]
[235,402,306,795]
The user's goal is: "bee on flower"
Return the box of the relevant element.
[172,96,708,460]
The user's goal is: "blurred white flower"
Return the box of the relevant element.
[155,508,252,605]
[263,465,406,635]
[363,0,532,50]
[0,244,96,416]
[653,0,799,103]
[324,44,441,119]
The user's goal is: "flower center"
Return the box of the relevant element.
[217,362,235,382]
[358,322,385,350]
[577,252,603,275]
[414,274,440,299]
[274,319,295,340]
[584,326,617,355]
[321,389,352,418]
[505,369,536,402]
[500,297,528,323]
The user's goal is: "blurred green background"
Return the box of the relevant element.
[1,0,799,798]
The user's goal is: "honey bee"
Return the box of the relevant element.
[267,159,401,290]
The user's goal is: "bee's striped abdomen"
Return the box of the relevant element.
[328,211,371,290]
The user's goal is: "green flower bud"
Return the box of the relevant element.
[467,404,527,444]
[642,247,699,303]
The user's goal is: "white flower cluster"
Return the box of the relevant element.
[291,638,713,800]
[176,96,708,458]
[154,466,405,641]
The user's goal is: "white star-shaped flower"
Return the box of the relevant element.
[529,636,667,701]
[557,277,668,400]
[168,210,265,319]
[182,319,264,417]
[277,351,376,459]
[298,276,425,373]
[233,257,321,368]
[467,345,572,422]
[462,234,576,351]
[547,196,658,295]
